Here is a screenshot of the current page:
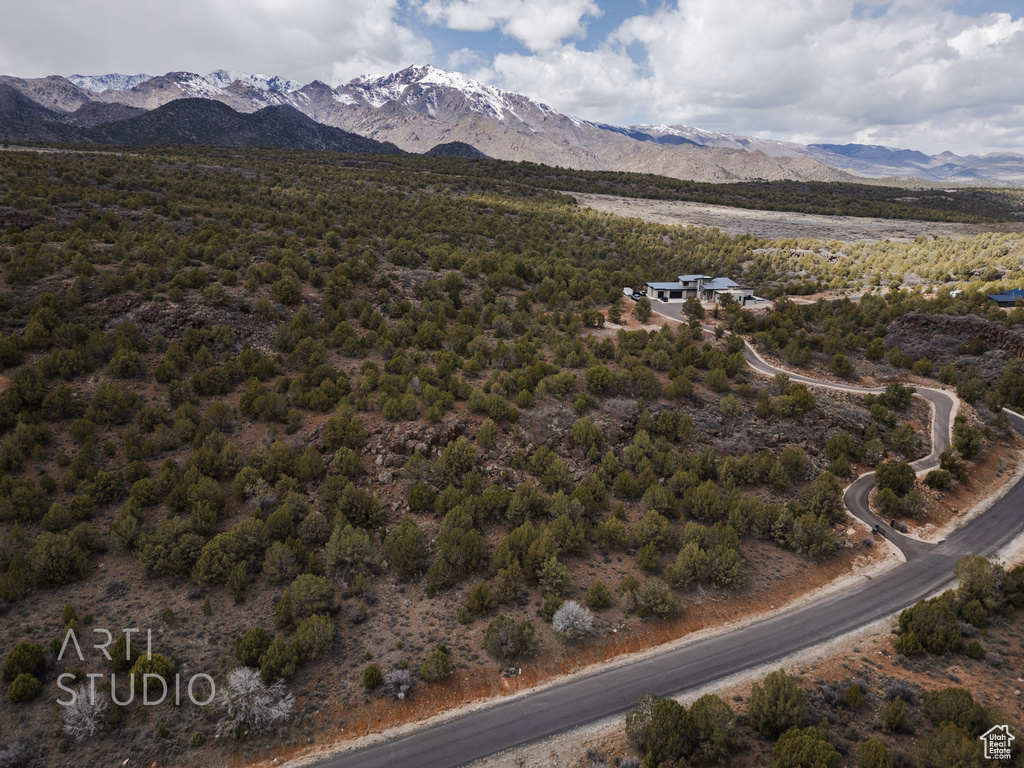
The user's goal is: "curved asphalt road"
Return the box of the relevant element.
[312,319,1024,768]
[740,341,953,561]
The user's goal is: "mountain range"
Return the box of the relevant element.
[3,64,1023,185]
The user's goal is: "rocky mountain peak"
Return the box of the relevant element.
[66,73,152,92]
[345,64,551,121]
[204,70,305,92]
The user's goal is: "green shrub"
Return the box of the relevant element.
[292,614,334,663]
[275,574,334,629]
[771,726,840,768]
[29,530,90,587]
[465,581,496,615]
[234,627,273,667]
[538,556,572,600]
[192,518,268,585]
[482,615,534,661]
[260,638,298,683]
[882,696,910,732]
[924,469,952,490]
[584,580,612,610]
[130,654,173,696]
[897,596,962,655]
[689,693,736,763]
[8,672,42,703]
[382,518,427,581]
[959,599,989,628]
[363,664,383,690]
[874,460,916,496]
[625,578,680,619]
[2,642,44,683]
[922,687,986,732]
[843,683,865,709]
[107,633,141,673]
[645,698,692,766]
[263,541,300,584]
[748,669,806,740]
[625,691,659,752]
[636,542,662,571]
[419,648,451,682]
[963,639,985,659]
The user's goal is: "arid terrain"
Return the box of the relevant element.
[574,193,1024,243]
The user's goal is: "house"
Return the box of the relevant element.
[678,274,710,296]
[979,725,1014,760]
[644,275,768,307]
[645,281,690,302]
[698,277,742,302]
[987,288,1024,307]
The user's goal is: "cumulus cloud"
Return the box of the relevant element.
[418,0,601,52]
[488,46,650,123]
[481,0,1024,153]
[0,0,431,86]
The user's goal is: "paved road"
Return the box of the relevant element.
[312,320,1023,768]
[740,341,954,561]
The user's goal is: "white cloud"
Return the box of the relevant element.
[446,47,488,72]
[419,0,601,52]
[489,46,649,123]
[485,0,1024,153]
[0,0,431,86]
[948,12,1024,56]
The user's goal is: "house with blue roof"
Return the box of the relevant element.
[987,288,1024,307]
[644,275,766,306]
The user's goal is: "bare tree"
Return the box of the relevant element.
[62,690,108,741]
[383,668,413,700]
[552,600,594,640]
[217,668,294,736]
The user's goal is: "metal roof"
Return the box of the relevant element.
[678,274,710,282]
[646,281,684,290]
[701,277,740,290]
[988,289,1024,303]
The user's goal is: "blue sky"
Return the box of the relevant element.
[2,0,1023,154]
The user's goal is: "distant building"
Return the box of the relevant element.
[644,275,768,306]
[987,288,1024,306]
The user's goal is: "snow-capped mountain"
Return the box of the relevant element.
[67,70,304,94]
[67,73,152,92]
[203,70,304,92]
[344,65,553,121]
[5,63,1024,183]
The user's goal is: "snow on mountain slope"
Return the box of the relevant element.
[345,65,553,121]
[67,73,152,92]
[628,124,811,157]
[204,70,304,92]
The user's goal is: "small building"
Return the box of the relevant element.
[644,275,768,306]
[987,288,1024,306]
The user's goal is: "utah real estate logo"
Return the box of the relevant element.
[979,725,1014,761]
